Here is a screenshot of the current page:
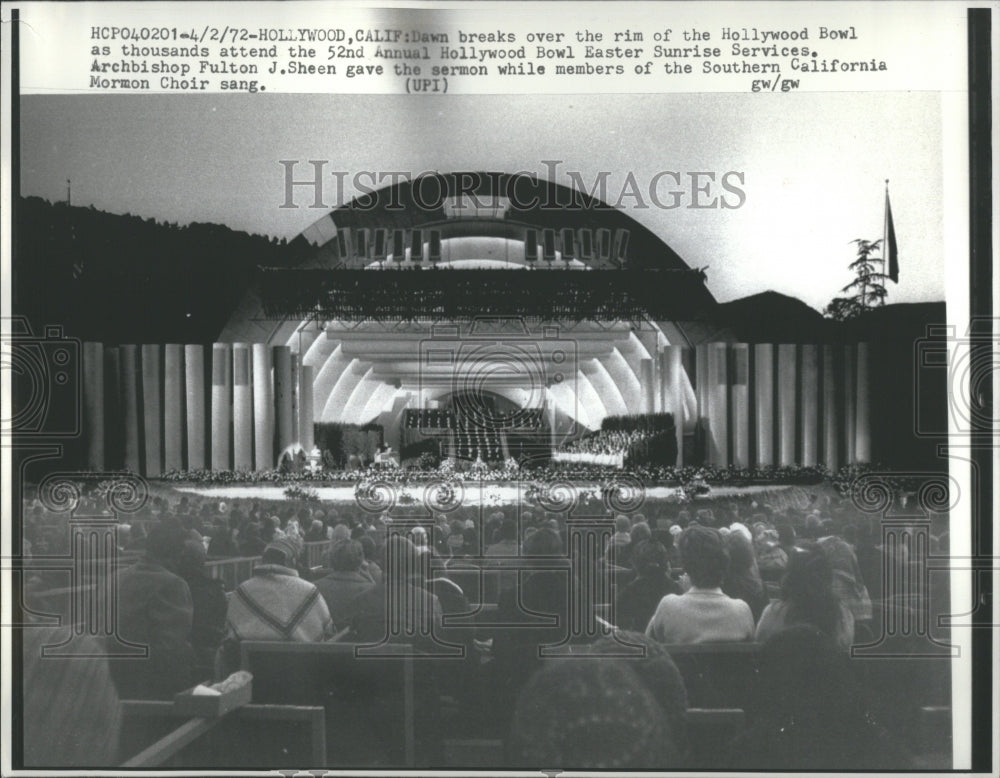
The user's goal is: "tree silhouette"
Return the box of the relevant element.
[824,238,889,321]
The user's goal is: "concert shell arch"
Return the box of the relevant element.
[219,172,734,454]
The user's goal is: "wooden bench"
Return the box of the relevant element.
[119,699,325,767]
[238,640,418,767]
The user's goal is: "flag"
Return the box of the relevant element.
[884,188,899,283]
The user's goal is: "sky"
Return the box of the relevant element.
[20,91,945,311]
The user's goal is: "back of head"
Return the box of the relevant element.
[510,658,675,769]
[630,521,652,545]
[522,527,562,557]
[331,539,364,573]
[678,525,729,588]
[497,518,517,541]
[262,536,300,567]
[145,521,188,567]
[635,540,670,576]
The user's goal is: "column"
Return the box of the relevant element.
[82,342,105,471]
[119,345,141,474]
[141,345,163,476]
[799,344,819,467]
[211,343,232,471]
[661,345,684,466]
[184,345,206,470]
[273,345,294,459]
[776,344,797,466]
[252,344,273,471]
[822,345,839,470]
[290,353,299,446]
[706,343,728,466]
[694,342,708,462]
[730,344,750,468]
[753,344,774,467]
[163,345,184,472]
[843,344,857,463]
[855,342,872,462]
[636,330,660,412]
[639,358,654,414]
[299,364,315,451]
[232,343,253,471]
[103,347,122,469]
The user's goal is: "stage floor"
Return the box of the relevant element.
[169,481,824,507]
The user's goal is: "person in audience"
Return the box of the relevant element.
[347,534,443,650]
[645,525,754,644]
[819,535,873,622]
[22,627,122,767]
[615,540,682,632]
[726,624,910,769]
[111,520,196,699]
[176,537,228,682]
[314,539,375,631]
[509,658,679,769]
[358,534,384,584]
[755,545,855,651]
[754,526,788,580]
[238,521,266,557]
[224,537,332,646]
[722,531,769,622]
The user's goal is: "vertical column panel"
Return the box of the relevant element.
[707,343,729,466]
[103,347,122,469]
[822,345,838,470]
[800,344,820,467]
[120,345,142,474]
[211,343,232,471]
[140,344,163,476]
[163,345,184,472]
[776,344,797,466]
[694,343,708,463]
[730,343,750,468]
[252,344,273,471]
[232,343,253,471]
[843,344,857,463]
[661,346,684,466]
[299,364,315,451]
[290,353,299,446]
[184,345,206,470]
[82,342,105,471]
[273,345,294,458]
[753,344,774,466]
[855,342,872,462]
[640,358,654,414]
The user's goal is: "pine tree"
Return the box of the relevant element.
[824,238,890,320]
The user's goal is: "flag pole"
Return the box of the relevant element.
[883,179,889,270]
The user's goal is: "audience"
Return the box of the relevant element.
[224,537,332,646]
[111,520,195,699]
[19,472,946,770]
[176,537,228,682]
[614,540,682,632]
[313,539,375,630]
[755,546,855,651]
[722,531,770,622]
[645,525,754,644]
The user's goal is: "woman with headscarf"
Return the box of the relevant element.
[755,546,855,651]
[722,531,769,623]
[818,535,872,622]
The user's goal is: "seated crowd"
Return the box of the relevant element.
[560,428,651,455]
[21,486,947,769]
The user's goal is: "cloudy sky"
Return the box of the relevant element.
[20,91,944,311]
